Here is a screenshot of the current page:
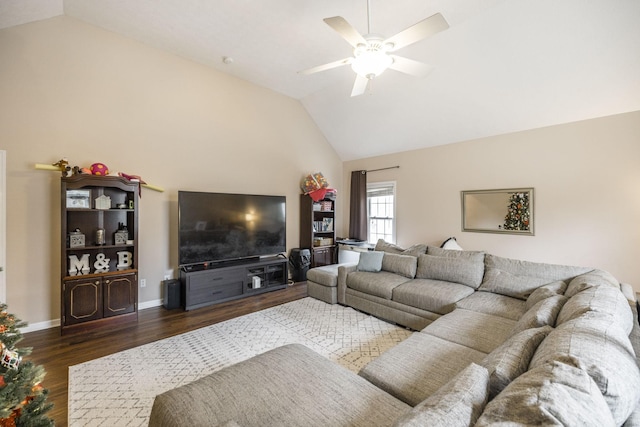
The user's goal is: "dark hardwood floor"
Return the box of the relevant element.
[20,283,308,427]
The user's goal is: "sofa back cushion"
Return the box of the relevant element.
[417,253,485,289]
[375,239,427,257]
[475,360,615,426]
[557,285,633,335]
[382,253,418,279]
[392,363,489,427]
[564,269,620,298]
[485,254,591,282]
[480,326,553,399]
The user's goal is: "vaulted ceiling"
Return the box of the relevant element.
[2,0,639,160]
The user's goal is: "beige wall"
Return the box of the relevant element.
[0,17,342,327]
[343,111,640,289]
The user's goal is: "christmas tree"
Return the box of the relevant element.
[503,192,530,231]
[0,303,53,427]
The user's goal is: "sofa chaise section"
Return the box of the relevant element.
[148,343,410,427]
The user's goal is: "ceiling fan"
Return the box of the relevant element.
[299,0,449,97]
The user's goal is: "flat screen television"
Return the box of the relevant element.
[178,191,286,268]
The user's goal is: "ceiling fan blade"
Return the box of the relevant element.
[351,74,369,97]
[388,55,433,77]
[298,58,353,75]
[384,13,449,52]
[324,16,367,48]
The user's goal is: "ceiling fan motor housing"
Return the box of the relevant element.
[351,35,394,79]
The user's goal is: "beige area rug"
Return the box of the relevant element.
[68,297,412,426]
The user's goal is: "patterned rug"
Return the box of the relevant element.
[68,297,412,426]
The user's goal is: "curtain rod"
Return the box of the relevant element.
[366,166,400,173]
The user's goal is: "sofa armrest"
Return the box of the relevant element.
[338,264,357,304]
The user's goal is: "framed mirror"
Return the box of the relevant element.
[461,188,534,235]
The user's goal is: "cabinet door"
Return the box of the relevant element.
[63,277,103,326]
[103,273,136,317]
[313,247,335,267]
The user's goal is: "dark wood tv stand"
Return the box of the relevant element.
[180,256,288,311]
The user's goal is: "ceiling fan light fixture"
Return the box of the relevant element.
[351,49,393,79]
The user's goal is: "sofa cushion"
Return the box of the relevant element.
[456,292,526,321]
[416,254,484,289]
[359,333,487,406]
[557,285,633,335]
[484,254,591,282]
[392,279,475,315]
[306,264,347,287]
[525,280,567,310]
[480,326,553,398]
[427,246,484,259]
[475,360,615,426]
[382,253,418,279]
[510,295,567,336]
[530,315,640,424]
[565,269,620,298]
[149,344,411,427]
[347,271,411,300]
[392,363,489,427]
[478,267,553,300]
[422,309,516,354]
[375,239,427,257]
[357,250,384,272]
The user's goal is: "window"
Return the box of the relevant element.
[367,181,396,244]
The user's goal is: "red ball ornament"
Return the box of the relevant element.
[90,163,109,176]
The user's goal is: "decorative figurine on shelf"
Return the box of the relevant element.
[114,223,128,245]
[52,158,71,177]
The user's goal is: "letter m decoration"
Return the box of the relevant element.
[68,254,90,275]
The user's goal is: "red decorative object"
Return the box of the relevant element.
[90,163,109,176]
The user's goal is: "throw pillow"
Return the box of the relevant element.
[393,363,490,427]
[440,237,463,250]
[417,253,485,289]
[510,295,567,336]
[479,268,551,300]
[475,361,615,426]
[480,326,553,399]
[356,251,384,272]
[525,280,567,310]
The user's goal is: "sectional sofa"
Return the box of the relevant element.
[149,240,640,426]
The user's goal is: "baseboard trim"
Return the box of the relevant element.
[21,299,165,333]
[21,318,61,333]
[139,299,163,310]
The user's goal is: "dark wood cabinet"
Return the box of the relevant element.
[60,175,139,334]
[299,194,337,267]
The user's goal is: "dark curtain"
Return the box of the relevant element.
[349,170,367,241]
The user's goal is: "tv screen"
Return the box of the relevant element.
[178,191,286,267]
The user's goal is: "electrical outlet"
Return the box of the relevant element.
[164,274,171,281]
[140,278,146,288]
